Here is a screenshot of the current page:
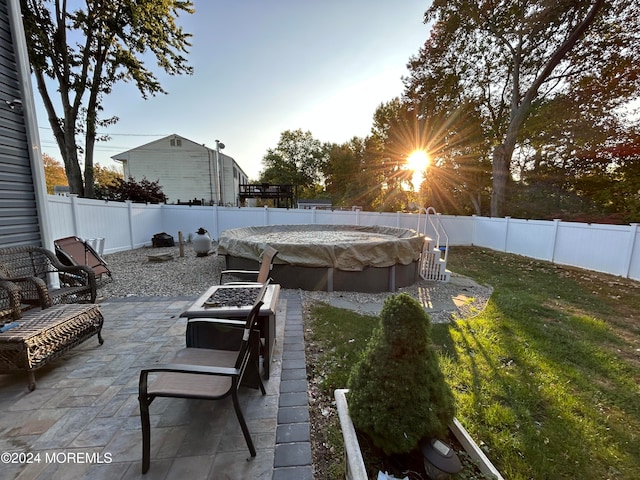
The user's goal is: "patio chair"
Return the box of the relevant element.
[0,245,97,307]
[219,245,278,285]
[54,236,113,286]
[138,283,268,474]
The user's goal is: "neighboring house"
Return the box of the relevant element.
[111,134,249,206]
[0,0,52,248]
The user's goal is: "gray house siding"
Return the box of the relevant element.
[0,0,48,247]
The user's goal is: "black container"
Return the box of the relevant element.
[152,232,174,248]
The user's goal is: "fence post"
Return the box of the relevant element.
[69,194,80,237]
[212,205,220,240]
[471,215,477,246]
[624,223,639,278]
[126,201,134,249]
[503,217,511,252]
[551,219,561,263]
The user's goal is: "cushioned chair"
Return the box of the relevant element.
[219,245,278,285]
[138,283,268,474]
[0,245,97,307]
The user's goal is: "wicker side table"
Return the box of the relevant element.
[0,304,103,391]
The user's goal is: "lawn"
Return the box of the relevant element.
[305,246,640,480]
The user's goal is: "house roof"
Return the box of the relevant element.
[111,134,203,160]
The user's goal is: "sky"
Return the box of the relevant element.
[34,1,433,181]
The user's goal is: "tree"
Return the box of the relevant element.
[406,0,640,217]
[93,164,124,199]
[22,0,194,198]
[323,138,373,208]
[259,129,329,200]
[95,176,167,204]
[94,164,123,189]
[363,99,419,211]
[42,153,68,194]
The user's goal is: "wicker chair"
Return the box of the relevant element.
[0,245,97,307]
[0,279,23,321]
[138,285,268,474]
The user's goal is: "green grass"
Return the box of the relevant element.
[306,246,640,480]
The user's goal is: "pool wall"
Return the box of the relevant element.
[218,224,426,292]
[222,254,420,292]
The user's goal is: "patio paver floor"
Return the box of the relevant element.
[0,291,308,480]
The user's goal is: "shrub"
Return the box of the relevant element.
[346,293,455,455]
[94,176,167,204]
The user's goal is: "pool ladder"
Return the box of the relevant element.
[417,207,451,282]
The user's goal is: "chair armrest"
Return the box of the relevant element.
[187,318,245,327]
[34,247,97,292]
[0,279,23,321]
[142,363,240,377]
[2,275,52,308]
[219,269,259,283]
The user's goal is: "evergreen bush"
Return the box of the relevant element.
[346,293,455,455]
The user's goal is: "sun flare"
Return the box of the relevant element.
[405,150,429,188]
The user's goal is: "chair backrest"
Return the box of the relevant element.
[0,246,55,279]
[256,246,278,284]
[54,236,111,278]
[235,280,270,370]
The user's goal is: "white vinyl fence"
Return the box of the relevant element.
[46,195,640,281]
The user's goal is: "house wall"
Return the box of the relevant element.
[120,135,217,205]
[117,135,248,206]
[0,0,49,248]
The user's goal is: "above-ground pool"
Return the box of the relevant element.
[217,224,427,292]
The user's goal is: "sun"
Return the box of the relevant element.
[405,150,429,188]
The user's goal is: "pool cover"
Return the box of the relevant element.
[217,224,425,272]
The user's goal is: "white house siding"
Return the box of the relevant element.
[113,134,248,206]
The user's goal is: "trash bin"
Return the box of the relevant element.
[85,238,105,256]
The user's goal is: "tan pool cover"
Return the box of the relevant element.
[217,224,426,272]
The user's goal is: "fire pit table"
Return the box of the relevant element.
[180,284,280,379]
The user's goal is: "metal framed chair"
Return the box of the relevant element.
[54,236,113,286]
[219,245,278,285]
[138,283,268,474]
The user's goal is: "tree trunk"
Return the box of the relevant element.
[63,132,84,196]
[84,113,97,199]
[491,144,508,217]
[488,0,605,218]
[469,191,482,216]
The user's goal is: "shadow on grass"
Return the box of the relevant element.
[438,247,640,479]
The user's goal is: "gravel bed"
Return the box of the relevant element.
[99,245,227,298]
[98,244,493,322]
